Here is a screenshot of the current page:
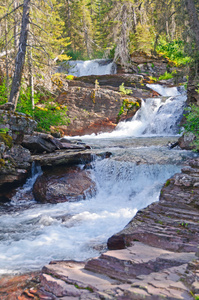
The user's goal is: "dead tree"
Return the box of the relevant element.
[9,0,30,110]
[185,0,199,51]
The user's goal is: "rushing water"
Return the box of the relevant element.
[0,84,197,276]
[58,59,117,77]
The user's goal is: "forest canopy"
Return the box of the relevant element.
[0,0,198,111]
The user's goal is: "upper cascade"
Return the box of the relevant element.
[58,59,117,77]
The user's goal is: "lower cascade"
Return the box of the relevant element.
[0,84,197,276]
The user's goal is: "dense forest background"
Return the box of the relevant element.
[0,0,199,131]
[0,0,199,69]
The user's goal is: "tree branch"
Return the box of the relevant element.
[0,4,23,22]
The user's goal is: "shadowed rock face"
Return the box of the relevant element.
[33,165,96,203]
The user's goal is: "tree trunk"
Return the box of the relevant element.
[13,0,19,49]
[9,0,30,110]
[185,0,199,51]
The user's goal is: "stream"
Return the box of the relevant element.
[0,84,198,277]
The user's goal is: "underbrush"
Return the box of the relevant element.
[0,81,70,132]
[156,38,191,66]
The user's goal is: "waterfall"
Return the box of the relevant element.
[10,162,42,206]
[58,59,117,77]
[0,83,195,276]
[76,84,186,139]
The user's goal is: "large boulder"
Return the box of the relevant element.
[178,132,196,150]
[33,165,96,203]
[56,86,141,136]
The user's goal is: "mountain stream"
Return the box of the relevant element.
[0,84,197,276]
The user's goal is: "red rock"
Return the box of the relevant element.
[33,165,96,203]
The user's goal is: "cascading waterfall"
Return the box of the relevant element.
[58,59,117,77]
[0,159,182,275]
[0,83,197,276]
[76,84,186,139]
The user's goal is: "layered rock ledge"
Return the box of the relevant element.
[2,158,199,299]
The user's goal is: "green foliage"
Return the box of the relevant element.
[16,88,70,132]
[0,79,8,105]
[158,72,174,81]
[156,39,191,66]
[0,127,9,134]
[165,179,171,187]
[66,75,75,80]
[118,98,140,119]
[183,105,199,149]
[130,23,154,54]
[0,132,12,148]
[195,84,199,94]
[119,83,132,95]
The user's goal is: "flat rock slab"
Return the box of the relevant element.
[20,244,197,299]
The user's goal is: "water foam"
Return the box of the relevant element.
[66,59,117,77]
[0,160,181,275]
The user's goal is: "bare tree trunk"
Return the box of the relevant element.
[185,0,199,51]
[13,0,19,49]
[9,0,30,110]
[5,18,9,98]
[27,40,34,109]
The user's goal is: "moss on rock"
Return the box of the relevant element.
[0,133,13,148]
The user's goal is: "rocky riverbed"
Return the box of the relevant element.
[0,157,199,299]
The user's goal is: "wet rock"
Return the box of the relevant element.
[178,132,196,150]
[32,149,95,167]
[0,272,40,300]
[33,165,96,203]
[0,145,32,201]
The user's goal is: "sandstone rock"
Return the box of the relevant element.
[33,165,96,203]
[56,86,141,136]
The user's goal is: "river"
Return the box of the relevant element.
[0,83,197,277]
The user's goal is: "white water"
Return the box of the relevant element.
[70,84,186,139]
[66,59,117,77]
[0,160,182,275]
[0,84,196,276]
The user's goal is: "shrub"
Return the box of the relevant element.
[183,105,199,150]
[16,88,70,132]
[156,38,191,66]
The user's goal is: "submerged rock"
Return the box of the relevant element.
[33,165,96,203]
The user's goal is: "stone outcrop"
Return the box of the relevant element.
[0,109,36,144]
[8,158,199,300]
[33,165,96,203]
[0,109,36,201]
